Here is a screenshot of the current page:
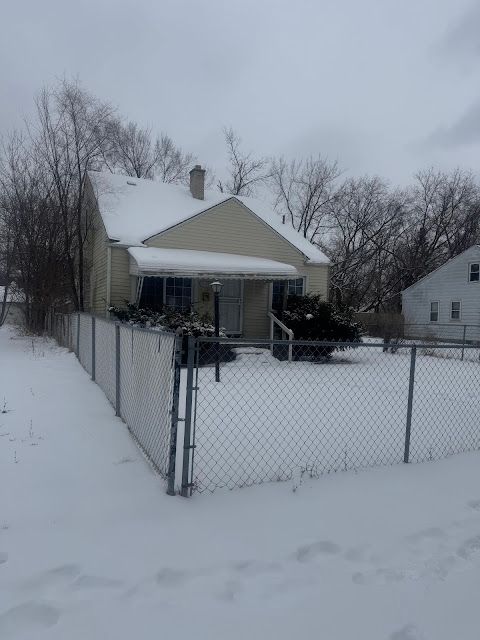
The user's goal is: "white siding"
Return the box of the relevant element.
[402,247,480,342]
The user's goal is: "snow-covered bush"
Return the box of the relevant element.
[108,303,234,366]
[280,294,362,360]
[109,303,224,337]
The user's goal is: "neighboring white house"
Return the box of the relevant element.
[401,245,480,342]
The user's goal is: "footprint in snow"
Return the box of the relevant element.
[0,601,60,638]
[390,624,423,639]
[24,563,81,590]
[344,545,370,563]
[217,579,242,602]
[406,527,446,544]
[457,535,480,560]
[71,575,123,590]
[295,540,341,562]
[156,567,189,587]
[467,499,480,512]
[352,566,418,586]
[233,559,281,576]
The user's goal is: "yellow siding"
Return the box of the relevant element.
[144,199,329,337]
[243,281,270,337]
[84,186,108,315]
[110,247,131,307]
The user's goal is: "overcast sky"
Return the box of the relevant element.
[1,0,479,184]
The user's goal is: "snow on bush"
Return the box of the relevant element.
[108,302,225,337]
[281,294,362,359]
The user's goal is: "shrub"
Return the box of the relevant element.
[108,303,234,365]
[109,303,223,337]
[279,294,362,360]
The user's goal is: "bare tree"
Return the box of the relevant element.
[326,168,480,311]
[32,78,115,310]
[0,132,70,331]
[217,127,269,196]
[154,133,196,184]
[106,125,197,185]
[104,120,157,179]
[0,207,16,327]
[326,176,407,310]
[270,155,341,242]
[397,168,480,290]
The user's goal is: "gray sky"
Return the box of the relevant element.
[1,0,479,184]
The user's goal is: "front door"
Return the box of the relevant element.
[219,280,243,335]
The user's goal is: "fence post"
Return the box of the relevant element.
[115,323,121,417]
[181,336,196,497]
[461,325,467,361]
[76,313,80,357]
[91,316,96,381]
[167,335,182,496]
[404,346,417,464]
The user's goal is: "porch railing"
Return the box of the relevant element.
[268,311,294,361]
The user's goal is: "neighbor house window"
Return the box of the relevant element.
[450,301,461,320]
[165,277,192,310]
[469,263,479,282]
[272,278,305,311]
[430,301,439,322]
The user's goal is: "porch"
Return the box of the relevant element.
[128,247,306,338]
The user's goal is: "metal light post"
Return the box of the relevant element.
[210,281,223,382]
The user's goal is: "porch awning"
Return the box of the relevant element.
[128,247,299,280]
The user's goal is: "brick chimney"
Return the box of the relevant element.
[189,165,205,200]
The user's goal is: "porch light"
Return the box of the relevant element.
[210,281,223,294]
[210,281,222,382]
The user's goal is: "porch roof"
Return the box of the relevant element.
[128,247,299,280]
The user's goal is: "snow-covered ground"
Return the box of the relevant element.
[2,327,480,639]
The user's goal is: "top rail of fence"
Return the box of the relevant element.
[69,312,176,339]
[195,336,480,350]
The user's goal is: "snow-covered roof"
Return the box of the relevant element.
[401,245,480,294]
[88,171,329,265]
[128,247,300,279]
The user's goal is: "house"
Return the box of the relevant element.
[84,166,330,338]
[0,285,25,326]
[401,246,480,342]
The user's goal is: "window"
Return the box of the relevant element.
[288,278,304,296]
[139,277,193,311]
[272,278,305,311]
[139,277,164,311]
[450,301,461,320]
[469,263,479,282]
[430,301,439,322]
[165,277,192,311]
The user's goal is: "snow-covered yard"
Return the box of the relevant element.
[191,344,480,492]
[2,327,480,639]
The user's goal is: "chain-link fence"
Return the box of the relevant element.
[49,313,179,493]
[180,337,480,494]
[48,316,480,498]
[403,323,480,347]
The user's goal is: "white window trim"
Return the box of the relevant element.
[468,262,480,283]
[429,300,439,323]
[450,300,462,321]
